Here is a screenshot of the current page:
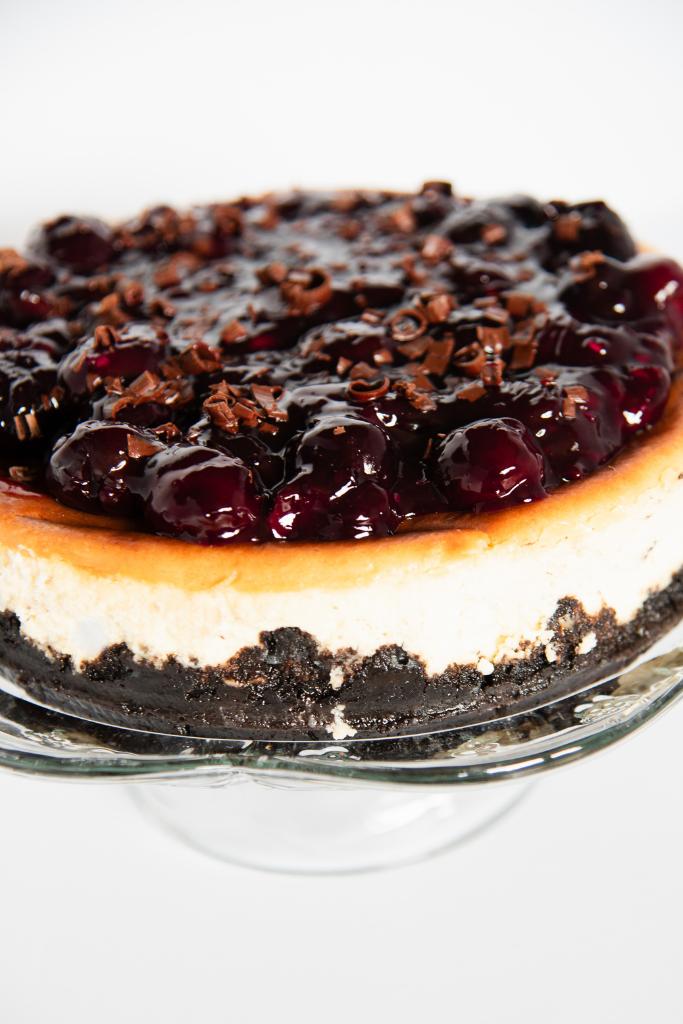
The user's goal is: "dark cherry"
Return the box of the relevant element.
[299,319,390,370]
[547,200,636,263]
[501,195,548,228]
[0,263,56,327]
[0,336,62,454]
[46,421,163,515]
[269,473,398,541]
[359,391,436,458]
[434,417,547,511]
[627,255,683,337]
[619,365,671,434]
[36,216,115,274]
[409,181,455,227]
[450,255,514,301]
[535,319,673,370]
[189,419,285,490]
[560,257,637,324]
[295,415,397,486]
[60,322,168,399]
[446,372,624,485]
[143,446,263,543]
[442,201,514,246]
[393,464,448,519]
[561,255,683,329]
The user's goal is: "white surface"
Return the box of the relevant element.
[2,0,683,1020]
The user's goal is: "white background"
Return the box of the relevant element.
[2,0,683,1020]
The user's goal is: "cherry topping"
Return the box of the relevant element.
[561,254,683,330]
[46,421,162,515]
[189,419,285,490]
[547,200,636,264]
[59,322,168,399]
[295,416,397,486]
[0,334,63,454]
[143,446,263,543]
[0,262,56,328]
[535,319,672,370]
[620,365,671,434]
[36,216,115,274]
[269,475,398,541]
[435,417,547,511]
[0,186,676,544]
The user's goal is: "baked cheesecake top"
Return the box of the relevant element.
[1,183,681,544]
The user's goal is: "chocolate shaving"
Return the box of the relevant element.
[349,361,379,381]
[384,203,416,234]
[96,292,130,327]
[256,261,288,287]
[373,347,394,366]
[220,320,249,345]
[389,307,427,343]
[570,250,606,280]
[93,324,119,351]
[562,384,589,419]
[422,336,455,377]
[203,380,287,435]
[453,342,486,378]
[153,252,201,290]
[163,341,222,377]
[150,422,182,444]
[347,376,390,403]
[394,379,437,413]
[423,293,454,324]
[337,219,362,241]
[397,336,430,360]
[481,223,507,246]
[280,267,332,315]
[504,292,537,318]
[149,296,177,319]
[109,371,192,418]
[0,249,27,276]
[554,212,583,242]
[251,383,288,422]
[121,281,145,309]
[8,465,38,483]
[126,434,161,459]
[203,384,239,434]
[360,309,385,325]
[421,235,453,264]
[397,254,427,286]
[457,381,486,403]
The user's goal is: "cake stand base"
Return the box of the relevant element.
[132,777,532,874]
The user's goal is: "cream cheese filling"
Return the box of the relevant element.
[1,466,682,676]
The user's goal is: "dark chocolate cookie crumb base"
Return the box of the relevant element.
[1,567,683,740]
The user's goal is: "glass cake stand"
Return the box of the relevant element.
[1,623,682,874]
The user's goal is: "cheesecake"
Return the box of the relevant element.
[0,184,681,739]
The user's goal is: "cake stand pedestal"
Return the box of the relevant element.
[133,776,531,874]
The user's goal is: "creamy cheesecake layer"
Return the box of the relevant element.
[0,379,682,677]
[0,473,679,676]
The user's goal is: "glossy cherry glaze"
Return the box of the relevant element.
[1,186,681,543]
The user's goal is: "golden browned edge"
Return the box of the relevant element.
[0,375,681,594]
